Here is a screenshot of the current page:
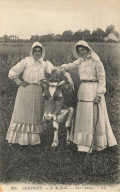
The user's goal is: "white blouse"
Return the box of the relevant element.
[61,57,106,97]
[9,56,54,83]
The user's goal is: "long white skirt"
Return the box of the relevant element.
[6,84,44,145]
[70,82,117,152]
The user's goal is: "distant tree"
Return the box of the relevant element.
[39,34,55,42]
[38,35,46,42]
[82,29,91,41]
[30,35,39,42]
[3,35,9,42]
[92,28,105,41]
[61,30,73,41]
[96,28,106,38]
[54,34,62,41]
[106,25,115,35]
[46,34,55,41]
[73,30,83,41]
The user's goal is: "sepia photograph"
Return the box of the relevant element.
[0,0,120,192]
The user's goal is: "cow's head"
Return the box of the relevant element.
[41,71,75,121]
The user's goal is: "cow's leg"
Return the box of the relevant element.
[65,107,74,145]
[52,121,59,147]
[66,126,72,145]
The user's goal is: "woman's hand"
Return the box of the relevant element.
[58,67,66,74]
[20,81,29,88]
[94,96,101,104]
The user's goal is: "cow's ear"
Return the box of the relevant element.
[50,68,59,82]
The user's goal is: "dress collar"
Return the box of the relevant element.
[25,56,43,66]
[78,54,91,61]
[33,57,43,63]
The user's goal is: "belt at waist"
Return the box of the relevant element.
[80,79,98,83]
[29,83,41,85]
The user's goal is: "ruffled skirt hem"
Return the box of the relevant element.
[71,132,117,152]
[77,145,107,153]
[6,121,43,145]
[8,121,43,133]
[6,129,41,145]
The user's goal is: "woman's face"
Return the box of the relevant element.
[33,46,42,60]
[76,46,89,59]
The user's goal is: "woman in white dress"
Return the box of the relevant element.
[6,42,55,147]
[59,40,117,153]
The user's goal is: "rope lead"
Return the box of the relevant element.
[84,103,99,165]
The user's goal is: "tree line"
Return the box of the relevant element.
[1,25,120,43]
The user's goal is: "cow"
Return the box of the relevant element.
[41,70,76,147]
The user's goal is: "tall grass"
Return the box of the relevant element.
[0,42,120,185]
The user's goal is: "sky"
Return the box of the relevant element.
[0,0,120,39]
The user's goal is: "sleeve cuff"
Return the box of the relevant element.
[14,78,21,85]
[97,93,103,97]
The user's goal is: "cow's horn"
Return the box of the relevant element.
[57,81,65,86]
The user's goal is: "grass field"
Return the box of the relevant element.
[0,42,120,186]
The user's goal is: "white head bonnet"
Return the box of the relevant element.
[72,40,100,61]
[29,42,46,59]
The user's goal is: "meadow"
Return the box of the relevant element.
[0,42,120,186]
